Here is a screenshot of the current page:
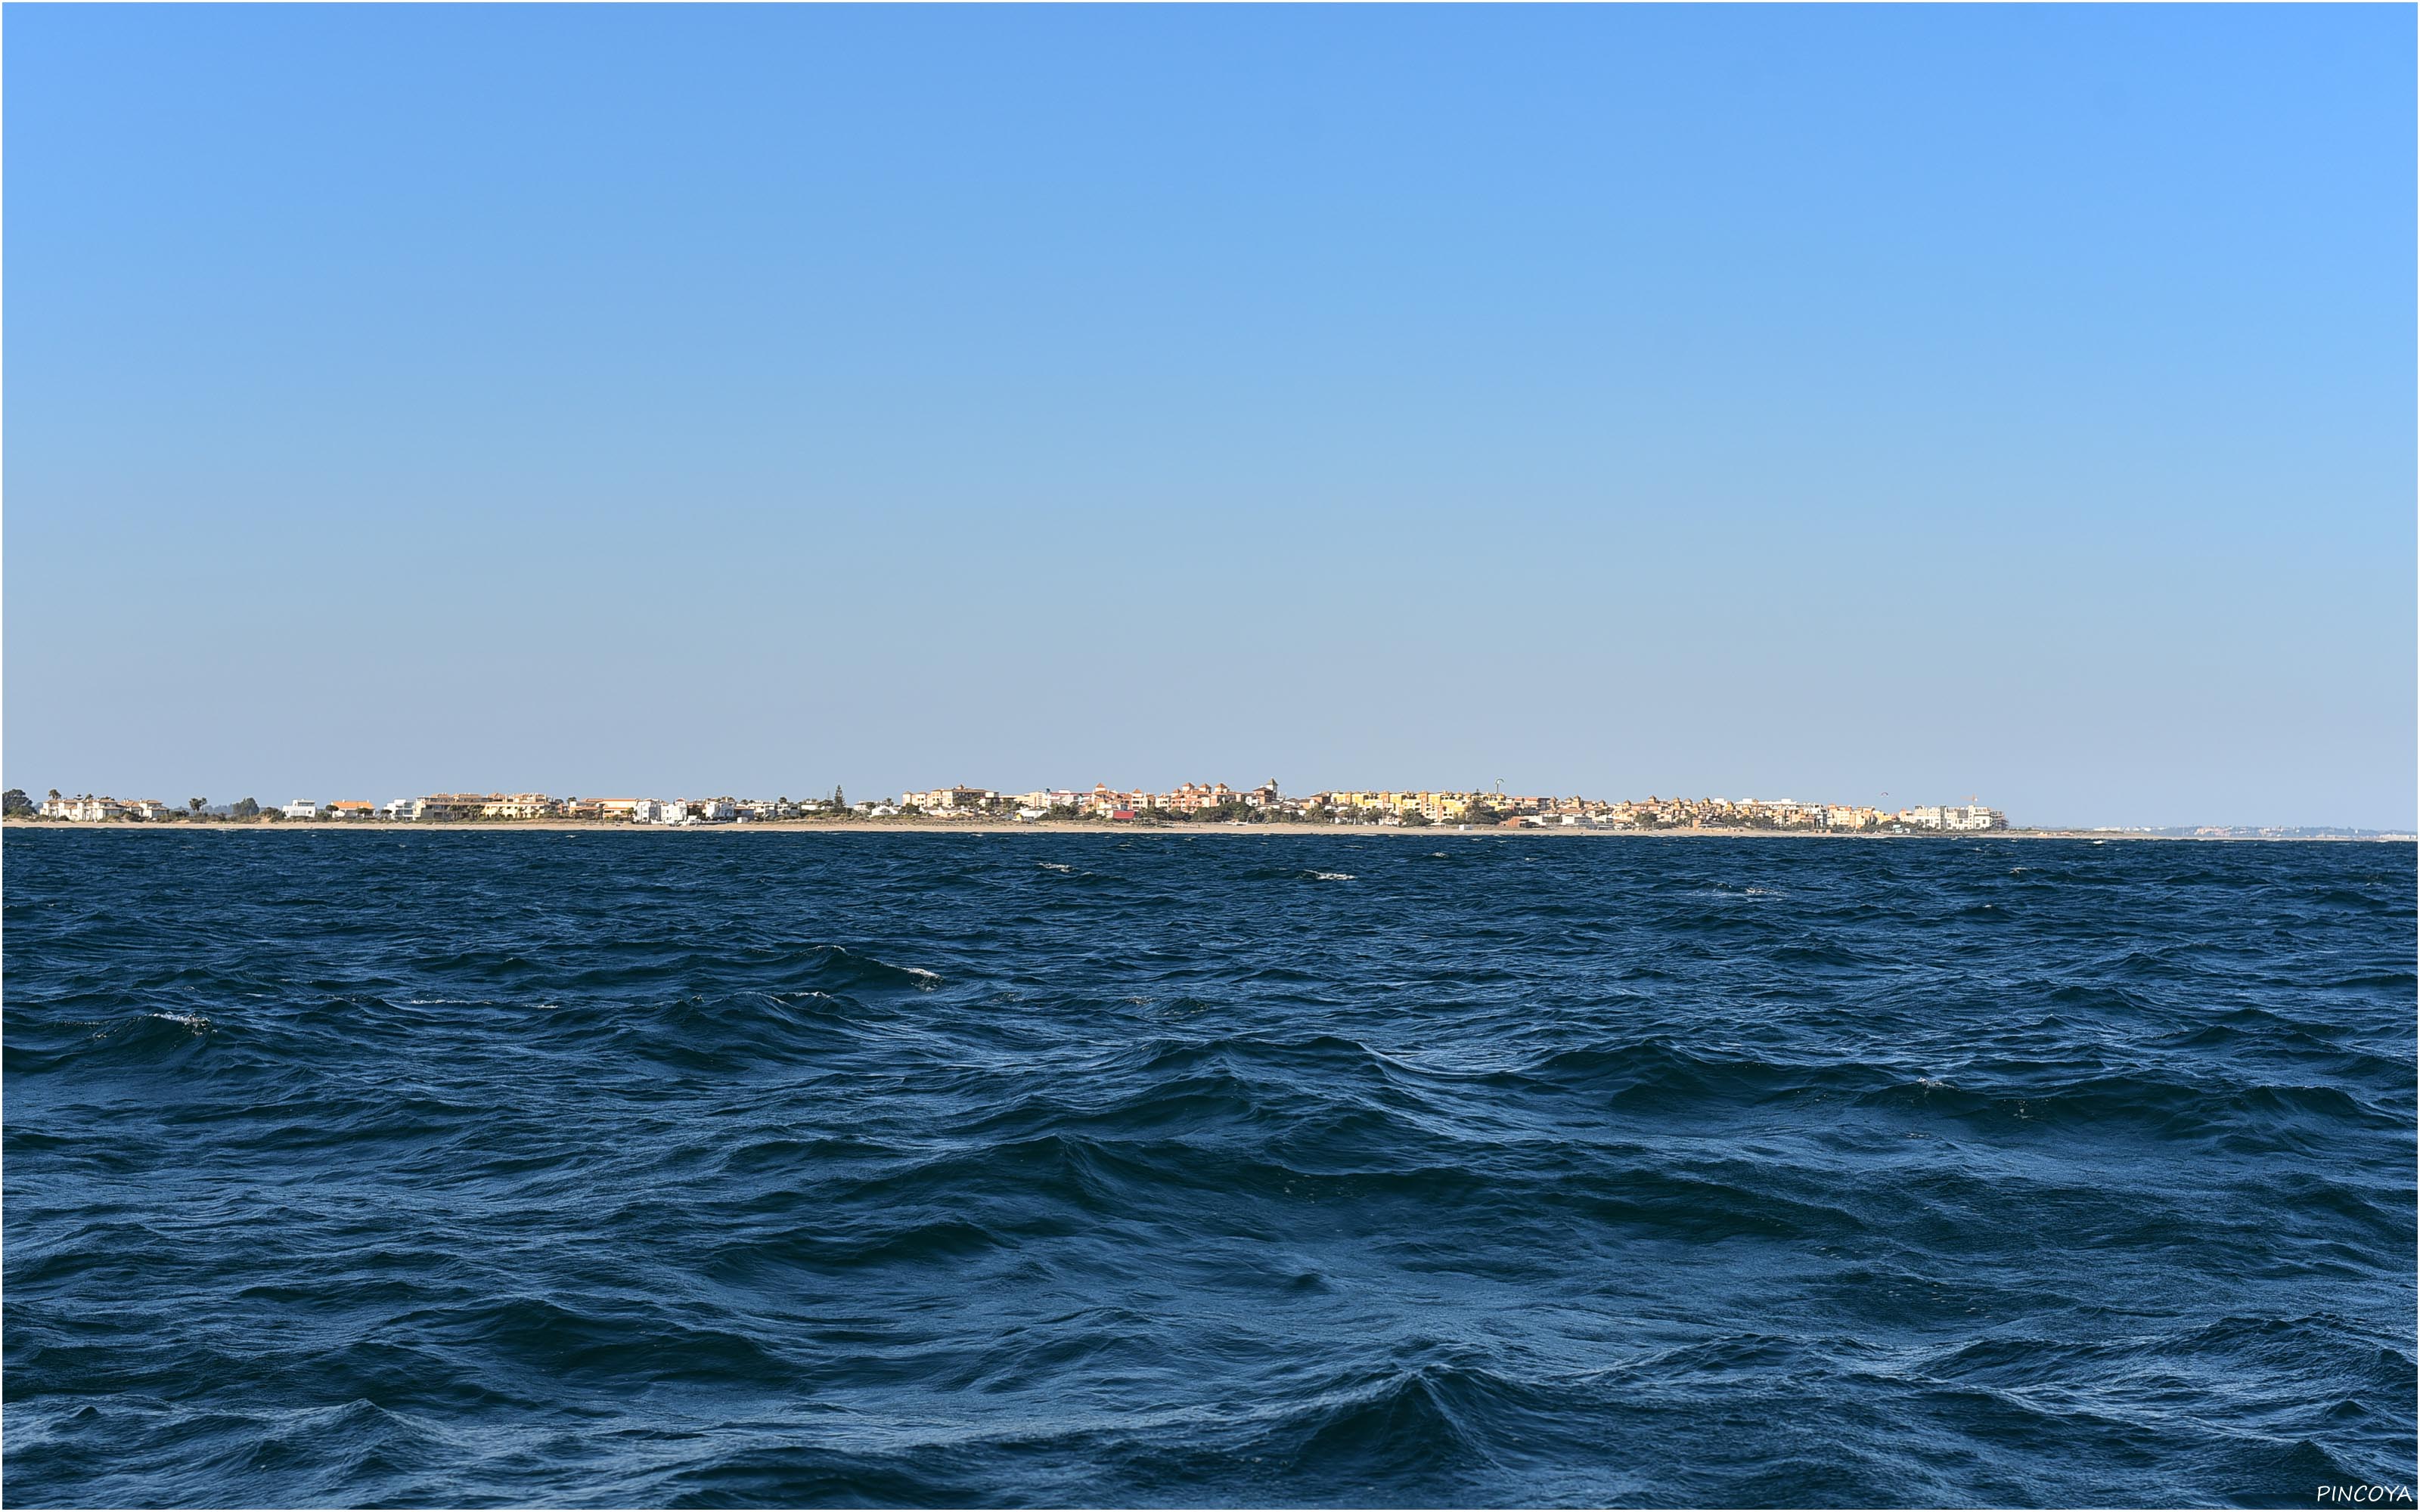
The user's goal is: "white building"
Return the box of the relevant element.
[631,799,681,824]
[282,801,321,821]
[382,799,417,820]
[1894,804,2004,832]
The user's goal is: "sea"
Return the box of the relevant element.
[5,829,2413,1507]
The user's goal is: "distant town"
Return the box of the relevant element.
[8,785,2410,838]
[5,782,2012,832]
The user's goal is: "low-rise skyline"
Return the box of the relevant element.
[17,779,2007,829]
[19,784,2412,838]
[10,779,2012,834]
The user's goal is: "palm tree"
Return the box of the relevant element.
[188,798,205,814]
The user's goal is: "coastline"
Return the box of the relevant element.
[2,819,2407,841]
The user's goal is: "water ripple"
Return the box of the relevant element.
[5,831,2412,1504]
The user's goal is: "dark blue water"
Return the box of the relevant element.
[5,830,2413,1507]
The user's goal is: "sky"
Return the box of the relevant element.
[5,5,2412,829]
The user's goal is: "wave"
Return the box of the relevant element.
[5,828,2411,1506]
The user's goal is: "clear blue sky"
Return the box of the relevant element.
[7,5,2412,828]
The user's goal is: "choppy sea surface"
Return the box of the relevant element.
[5,830,2413,1507]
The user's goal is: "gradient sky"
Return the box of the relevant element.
[7,5,2412,828]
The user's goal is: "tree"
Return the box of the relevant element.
[232,798,260,820]
[47,788,60,801]
[833,785,845,810]
[188,798,206,815]
[2,789,31,817]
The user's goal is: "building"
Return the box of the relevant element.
[901,785,996,814]
[1416,792,1477,823]
[327,801,377,820]
[1162,782,1237,813]
[381,799,417,820]
[1941,804,2005,832]
[42,795,126,822]
[1891,804,2004,832]
[1086,784,1153,816]
[282,801,321,820]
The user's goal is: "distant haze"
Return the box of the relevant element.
[5,7,2412,829]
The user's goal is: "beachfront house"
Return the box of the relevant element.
[901,785,994,815]
[282,801,321,820]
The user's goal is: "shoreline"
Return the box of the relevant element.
[2,820,2408,842]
